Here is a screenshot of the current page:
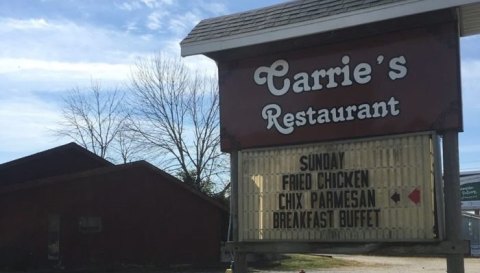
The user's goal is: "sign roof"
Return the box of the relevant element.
[181,0,480,56]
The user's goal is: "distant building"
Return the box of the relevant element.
[0,143,228,268]
[461,171,480,256]
[460,171,480,211]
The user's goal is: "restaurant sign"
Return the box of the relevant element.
[218,22,461,152]
[238,133,438,242]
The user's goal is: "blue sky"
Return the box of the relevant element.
[0,0,479,172]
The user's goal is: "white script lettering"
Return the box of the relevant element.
[261,97,401,135]
[254,56,377,96]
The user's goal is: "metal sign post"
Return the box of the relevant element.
[443,131,465,273]
[230,151,248,273]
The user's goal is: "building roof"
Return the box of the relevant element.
[0,160,228,212]
[181,0,480,56]
[463,212,480,220]
[0,142,113,187]
[460,171,480,185]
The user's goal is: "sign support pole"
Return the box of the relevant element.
[443,131,465,273]
[231,151,248,273]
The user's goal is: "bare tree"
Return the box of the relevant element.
[129,54,227,194]
[113,120,151,164]
[56,81,131,161]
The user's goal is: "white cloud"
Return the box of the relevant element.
[0,17,155,64]
[0,95,66,162]
[125,21,138,32]
[183,55,218,78]
[459,143,480,171]
[147,10,167,30]
[160,38,216,77]
[2,18,51,30]
[163,38,182,55]
[461,59,480,80]
[460,144,480,153]
[459,57,480,171]
[0,58,131,94]
[142,0,159,8]
[117,1,143,11]
[461,59,480,110]
[0,58,130,76]
[117,0,173,11]
[168,11,202,36]
[140,34,154,41]
[141,0,172,9]
[0,2,223,164]
[160,0,174,5]
[199,1,228,16]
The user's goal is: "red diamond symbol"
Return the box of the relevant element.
[408,188,421,205]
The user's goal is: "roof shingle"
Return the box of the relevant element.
[181,0,401,46]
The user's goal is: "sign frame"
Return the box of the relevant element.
[228,131,468,256]
[236,131,444,243]
[180,1,477,272]
[217,9,467,273]
[218,20,462,152]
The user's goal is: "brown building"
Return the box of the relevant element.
[0,143,228,268]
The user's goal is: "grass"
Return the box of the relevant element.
[251,254,362,271]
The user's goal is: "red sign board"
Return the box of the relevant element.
[218,22,461,152]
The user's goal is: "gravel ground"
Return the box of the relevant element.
[255,255,480,273]
[2,256,477,273]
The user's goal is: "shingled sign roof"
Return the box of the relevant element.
[182,0,398,45]
[181,0,480,56]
